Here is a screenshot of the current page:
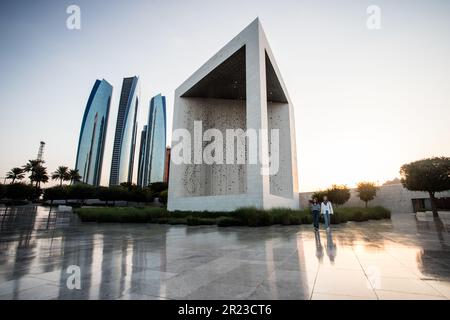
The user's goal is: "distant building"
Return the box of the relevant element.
[138,94,167,186]
[75,79,112,186]
[109,76,139,186]
[299,184,450,213]
[136,125,147,187]
[164,147,171,184]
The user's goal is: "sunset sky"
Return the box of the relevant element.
[0,0,449,192]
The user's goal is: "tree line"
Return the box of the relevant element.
[0,181,168,206]
[310,157,450,217]
[2,157,449,216]
[5,160,81,187]
[1,159,168,206]
[43,182,168,206]
[311,182,378,208]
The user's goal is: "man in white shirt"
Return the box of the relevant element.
[320,196,334,231]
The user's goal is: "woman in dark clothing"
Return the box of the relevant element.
[310,198,321,231]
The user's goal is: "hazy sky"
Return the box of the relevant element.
[1,0,449,191]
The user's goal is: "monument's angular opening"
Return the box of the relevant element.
[265,52,288,104]
[168,19,299,212]
[177,46,248,198]
[181,46,246,100]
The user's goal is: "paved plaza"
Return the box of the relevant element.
[0,206,450,300]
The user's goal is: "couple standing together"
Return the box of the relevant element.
[310,196,334,232]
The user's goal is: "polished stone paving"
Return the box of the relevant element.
[0,206,450,300]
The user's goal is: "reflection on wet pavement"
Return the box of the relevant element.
[1,206,450,300]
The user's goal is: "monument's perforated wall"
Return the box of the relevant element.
[176,98,247,197]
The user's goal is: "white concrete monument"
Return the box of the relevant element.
[168,18,299,212]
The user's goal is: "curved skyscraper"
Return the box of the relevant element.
[137,94,167,186]
[109,76,139,186]
[75,79,112,186]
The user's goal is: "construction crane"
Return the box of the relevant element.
[37,141,45,162]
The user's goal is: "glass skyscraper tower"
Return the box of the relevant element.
[137,94,167,187]
[137,125,147,187]
[109,76,139,186]
[75,79,112,186]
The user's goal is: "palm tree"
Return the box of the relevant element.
[68,169,82,185]
[31,165,49,188]
[6,168,25,184]
[23,159,44,186]
[52,166,70,186]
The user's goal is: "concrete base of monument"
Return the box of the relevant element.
[168,193,300,212]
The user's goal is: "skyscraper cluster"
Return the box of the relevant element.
[137,94,167,187]
[75,77,168,187]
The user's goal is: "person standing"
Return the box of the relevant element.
[321,196,334,230]
[310,198,321,231]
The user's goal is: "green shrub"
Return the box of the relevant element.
[67,184,97,203]
[233,207,273,227]
[269,208,292,225]
[186,216,217,226]
[167,218,188,225]
[352,210,368,222]
[149,182,168,194]
[156,218,169,224]
[263,208,313,226]
[233,207,258,225]
[217,217,242,227]
[143,187,155,203]
[375,206,391,219]
[76,207,168,223]
[253,210,272,226]
[0,184,6,199]
[326,185,351,206]
[6,183,37,201]
[301,214,312,224]
[75,205,391,226]
[332,207,391,223]
[368,206,390,219]
[337,211,348,223]
[291,209,310,225]
[159,190,168,205]
[366,207,382,220]
[97,186,125,204]
[312,191,328,202]
[43,186,68,203]
[127,188,149,203]
[169,210,227,219]
[356,182,379,208]
[280,212,292,225]
[330,213,340,225]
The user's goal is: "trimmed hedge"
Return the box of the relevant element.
[217,217,242,227]
[0,184,5,199]
[187,216,217,226]
[75,206,391,227]
[331,206,391,224]
[77,207,167,223]
[43,184,159,205]
[4,183,41,201]
[159,190,168,205]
